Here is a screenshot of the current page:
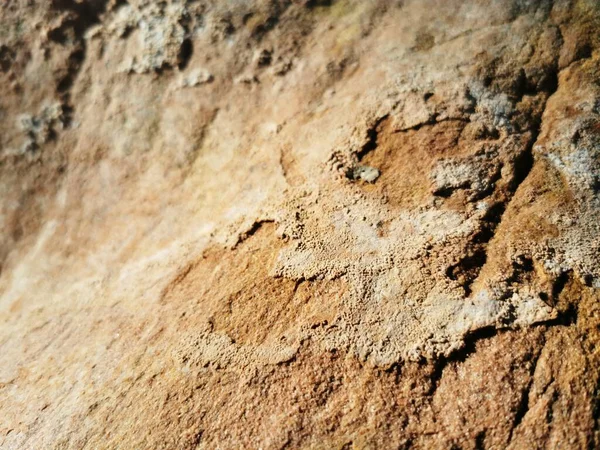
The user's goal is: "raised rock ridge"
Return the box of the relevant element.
[1,0,599,448]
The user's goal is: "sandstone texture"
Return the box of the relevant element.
[1,0,600,448]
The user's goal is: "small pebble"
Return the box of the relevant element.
[353,165,380,183]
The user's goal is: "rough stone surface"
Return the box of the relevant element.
[1,0,599,448]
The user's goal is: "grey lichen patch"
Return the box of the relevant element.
[106,1,189,74]
[431,151,501,200]
[265,180,555,364]
[15,102,65,154]
[534,114,600,288]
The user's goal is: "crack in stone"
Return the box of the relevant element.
[507,340,546,445]
[455,65,561,298]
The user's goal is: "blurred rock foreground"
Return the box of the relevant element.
[1,0,600,448]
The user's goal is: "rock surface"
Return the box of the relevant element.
[1,0,599,448]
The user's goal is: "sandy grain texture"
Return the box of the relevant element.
[1,0,599,448]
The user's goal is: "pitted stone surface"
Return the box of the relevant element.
[1,1,599,449]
